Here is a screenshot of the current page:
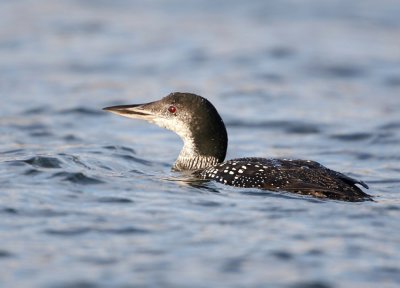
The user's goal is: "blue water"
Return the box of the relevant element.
[1,0,400,287]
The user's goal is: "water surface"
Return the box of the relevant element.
[1,0,400,287]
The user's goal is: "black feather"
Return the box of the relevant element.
[197,158,371,202]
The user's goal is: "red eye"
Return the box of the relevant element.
[168,105,177,113]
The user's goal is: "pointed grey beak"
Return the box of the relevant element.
[103,103,155,120]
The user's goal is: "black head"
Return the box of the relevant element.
[103,92,228,169]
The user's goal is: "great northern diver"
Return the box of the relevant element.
[103,92,371,202]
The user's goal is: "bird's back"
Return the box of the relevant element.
[197,157,371,201]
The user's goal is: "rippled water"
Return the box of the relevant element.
[1,0,400,287]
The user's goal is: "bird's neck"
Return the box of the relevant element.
[173,130,227,171]
[173,142,220,171]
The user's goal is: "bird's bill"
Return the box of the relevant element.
[102,102,155,120]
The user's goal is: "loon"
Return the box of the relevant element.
[103,92,371,202]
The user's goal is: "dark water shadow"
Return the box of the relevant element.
[0,148,25,155]
[95,196,134,204]
[379,121,400,130]
[0,206,85,218]
[268,46,296,59]
[308,63,368,79]
[103,145,136,154]
[49,280,101,288]
[330,132,373,141]
[23,106,52,115]
[22,156,63,168]
[0,250,14,258]
[367,178,400,185]
[114,154,154,166]
[289,281,333,288]
[58,154,91,169]
[79,256,117,266]
[10,127,53,139]
[226,120,322,134]
[51,172,104,185]
[384,75,400,87]
[59,107,104,116]
[44,226,150,236]
[49,280,100,288]
[220,89,272,99]
[0,207,18,215]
